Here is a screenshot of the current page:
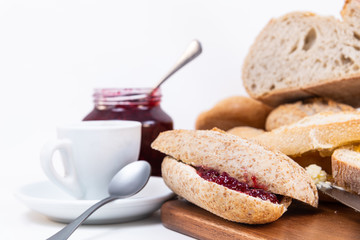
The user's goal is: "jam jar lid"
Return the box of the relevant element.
[93,88,162,107]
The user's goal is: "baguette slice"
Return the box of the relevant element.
[253,111,360,156]
[162,156,292,224]
[242,0,360,107]
[151,129,318,207]
[332,147,360,195]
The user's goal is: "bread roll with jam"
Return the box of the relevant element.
[151,129,318,224]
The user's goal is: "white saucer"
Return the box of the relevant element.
[15,176,175,224]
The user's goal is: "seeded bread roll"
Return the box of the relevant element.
[227,126,265,138]
[162,156,292,224]
[152,129,318,207]
[332,147,360,195]
[195,96,272,131]
[242,0,360,107]
[265,98,355,131]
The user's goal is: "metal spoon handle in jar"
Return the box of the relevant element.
[47,196,118,240]
[149,39,202,96]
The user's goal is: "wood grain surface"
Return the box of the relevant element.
[161,199,360,240]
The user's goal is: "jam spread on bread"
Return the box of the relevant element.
[196,166,279,204]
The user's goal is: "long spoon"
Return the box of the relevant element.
[148,39,202,96]
[47,161,151,240]
[120,39,202,101]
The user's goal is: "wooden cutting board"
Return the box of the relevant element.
[161,199,360,240]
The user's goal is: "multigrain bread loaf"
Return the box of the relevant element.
[226,126,265,138]
[152,129,318,224]
[332,147,360,195]
[242,0,360,107]
[252,111,360,157]
[265,98,355,131]
[195,96,272,131]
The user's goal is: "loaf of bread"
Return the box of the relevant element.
[252,111,360,157]
[242,0,360,107]
[152,129,318,224]
[195,96,272,131]
[265,98,355,131]
[332,147,360,195]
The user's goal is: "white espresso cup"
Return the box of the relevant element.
[40,120,141,200]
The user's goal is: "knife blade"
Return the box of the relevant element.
[317,185,360,211]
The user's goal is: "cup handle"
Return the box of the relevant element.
[40,139,84,199]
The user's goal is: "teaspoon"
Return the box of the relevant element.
[47,161,151,240]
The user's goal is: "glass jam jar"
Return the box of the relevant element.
[83,88,173,176]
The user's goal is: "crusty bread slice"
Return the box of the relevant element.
[242,0,360,107]
[162,156,292,224]
[253,111,360,157]
[195,96,272,131]
[265,98,355,131]
[151,129,318,207]
[332,147,360,194]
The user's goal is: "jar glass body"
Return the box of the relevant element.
[83,88,173,176]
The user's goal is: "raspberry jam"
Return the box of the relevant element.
[83,88,173,176]
[196,166,279,204]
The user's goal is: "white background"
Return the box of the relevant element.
[0,0,343,239]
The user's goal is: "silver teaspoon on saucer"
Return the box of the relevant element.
[47,161,151,240]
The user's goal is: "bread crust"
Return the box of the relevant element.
[162,156,292,224]
[265,98,355,131]
[253,75,360,108]
[195,96,272,131]
[151,129,318,207]
[253,111,360,157]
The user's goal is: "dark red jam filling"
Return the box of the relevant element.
[196,166,280,204]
